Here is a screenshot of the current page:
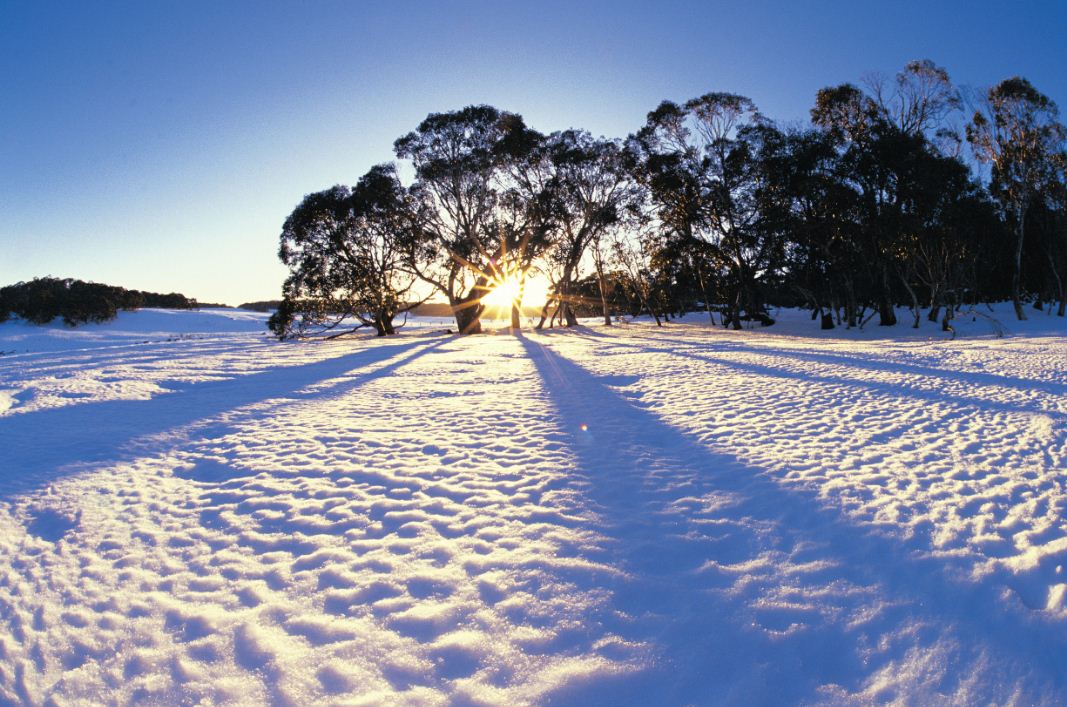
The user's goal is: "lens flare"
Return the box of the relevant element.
[481,274,523,311]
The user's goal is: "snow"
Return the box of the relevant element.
[1,305,1067,703]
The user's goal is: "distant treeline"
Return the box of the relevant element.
[0,277,199,326]
[237,300,282,313]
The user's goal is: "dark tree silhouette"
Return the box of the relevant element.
[506,129,642,328]
[0,278,196,326]
[268,61,1066,338]
[394,105,538,334]
[633,93,778,329]
[270,165,422,339]
[968,77,1067,320]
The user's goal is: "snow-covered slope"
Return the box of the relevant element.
[1,306,1066,703]
[0,308,271,355]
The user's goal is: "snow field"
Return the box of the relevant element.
[1,307,1066,703]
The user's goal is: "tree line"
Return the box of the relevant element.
[0,277,199,326]
[270,61,1067,339]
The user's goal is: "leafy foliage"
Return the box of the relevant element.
[270,165,423,339]
[272,62,1067,335]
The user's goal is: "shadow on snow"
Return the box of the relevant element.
[0,338,447,497]
[519,334,1065,704]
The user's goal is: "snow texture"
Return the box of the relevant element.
[1,306,1066,704]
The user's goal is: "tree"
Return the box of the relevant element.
[394,105,538,334]
[633,93,776,329]
[811,82,907,325]
[756,126,861,328]
[510,130,641,328]
[967,77,1067,320]
[805,62,981,328]
[610,228,665,326]
[1040,174,1067,315]
[866,59,962,151]
[269,165,422,339]
[895,144,998,329]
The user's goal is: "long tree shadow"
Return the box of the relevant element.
[0,337,447,496]
[619,329,1067,399]
[519,336,1066,704]
[570,331,1066,423]
[0,337,267,370]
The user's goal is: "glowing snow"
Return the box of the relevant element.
[1,306,1066,703]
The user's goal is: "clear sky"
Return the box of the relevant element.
[3,0,1065,305]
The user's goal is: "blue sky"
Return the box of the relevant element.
[3,0,1065,305]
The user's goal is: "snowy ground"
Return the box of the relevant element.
[1,306,1066,704]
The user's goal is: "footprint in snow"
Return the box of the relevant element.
[26,507,81,542]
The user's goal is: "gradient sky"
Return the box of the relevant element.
[3,1,1066,305]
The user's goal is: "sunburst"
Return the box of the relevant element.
[481,272,524,312]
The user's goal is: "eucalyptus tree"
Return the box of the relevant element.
[894,146,998,328]
[610,228,666,326]
[967,77,1067,320]
[752,126,844,327]
[811,83,906,325]
[269,165,422,339]
[394,105,540,334]
[1043,177,1067,315]
[866,59,963,152]
[514,130,643,328]
[633,92,776,329]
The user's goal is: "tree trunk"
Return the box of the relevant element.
[1012,203,1028,321]
[878,266,897,326]
[536,269,569,330]
[450,287,484,335]
[695,263,714,324]
[899,272,921,329]
[551,263,578,327]
[1045,247,1065,317]
[729,290,743,330]
[844,280,858,328]
[878,300,896,326]
[927,283,941,322]
[941,289,956,336]
[453,305,482,334]
[597,276,612,326]
[535,300,551,330]
[564,304,579,327]
[941,307,955,334]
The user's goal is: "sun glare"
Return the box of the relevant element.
[479,271,551,320]
[481,274,523,311]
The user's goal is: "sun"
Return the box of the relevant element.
[478,270,551,319]
[481,274,523,312]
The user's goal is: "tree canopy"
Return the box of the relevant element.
[271,61,1067,338]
